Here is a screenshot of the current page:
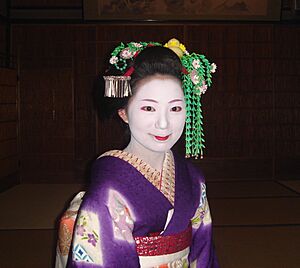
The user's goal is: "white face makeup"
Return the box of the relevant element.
[121,76,186,155]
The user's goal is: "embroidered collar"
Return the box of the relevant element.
[100,150,175,205]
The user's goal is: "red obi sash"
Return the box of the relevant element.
[134,224,192,256]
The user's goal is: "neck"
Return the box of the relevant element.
[124,141,166,171]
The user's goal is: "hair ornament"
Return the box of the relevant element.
[109,41,161,73]
[164,38,188,58]
[181,52,216,159]
[103,76,132,97]
[164,39,216,158]
[105,41,160,97]
[104,39,217,159]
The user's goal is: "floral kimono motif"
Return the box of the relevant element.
[56,150,218,268]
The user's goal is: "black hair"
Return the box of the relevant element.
[98,45,182,119]
[130,46,182,91]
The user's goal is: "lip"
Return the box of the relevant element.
[154,135,170,141]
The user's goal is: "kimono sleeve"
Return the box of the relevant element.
[56,191,85,268]
[67,187,140,268]
[188,166,219,267]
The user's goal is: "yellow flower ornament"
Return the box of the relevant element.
[164,38,187,59]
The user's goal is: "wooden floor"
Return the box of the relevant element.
[0,180,299,268]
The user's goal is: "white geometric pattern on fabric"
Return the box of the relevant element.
[72,210,103,265]
[73,244,94,263]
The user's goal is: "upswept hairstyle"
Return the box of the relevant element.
[100,46,183,117]
[130,46,182,92]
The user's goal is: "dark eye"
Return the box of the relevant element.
[171,106,182,112]
[141,106,155,112]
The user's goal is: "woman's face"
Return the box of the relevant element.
[119,75,186,154]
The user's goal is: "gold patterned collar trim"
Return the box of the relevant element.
[99,150,175,205]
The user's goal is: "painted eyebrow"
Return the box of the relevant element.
[141,99,158,103]
[168,99,184,103]
[140,98,184,103]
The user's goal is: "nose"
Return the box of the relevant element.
[155,111,169,130]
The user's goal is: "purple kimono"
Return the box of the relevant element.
[67,150,218,267]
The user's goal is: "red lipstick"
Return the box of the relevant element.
[154,135,170,141]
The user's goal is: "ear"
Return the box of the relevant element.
[118,109,128,123]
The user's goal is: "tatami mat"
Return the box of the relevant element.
[0,229,56,268]
[0,181,300,267]
[210,197,300,226]
[1,183,300,229]
[1,226,299,268]
[214,225,300,268]
[207,180,297,198]
[0,184,84,229]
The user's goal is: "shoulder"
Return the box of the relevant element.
[172,151,205,184]
[83,153,123,198]
[186,160,205,183]
[86,151,140,199]
[91,150,133,180]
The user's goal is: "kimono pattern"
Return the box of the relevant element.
[59,150,218,268]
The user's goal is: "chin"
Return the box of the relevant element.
[147,142,175,153]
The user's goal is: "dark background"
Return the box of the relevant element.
[0,0,299,189]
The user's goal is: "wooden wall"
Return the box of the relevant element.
[10,0,82,20]
[0,22,6,61]
[0,0,8,67]
[11,23,300,183]
[0,68,19,190]
[11,0,81,6]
